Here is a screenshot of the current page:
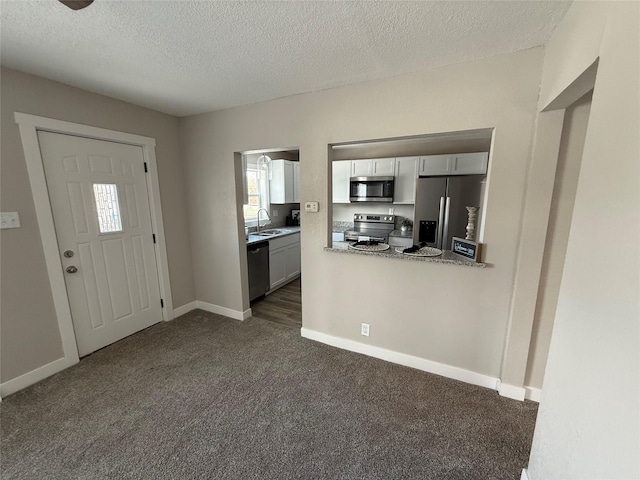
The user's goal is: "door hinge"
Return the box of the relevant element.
[144,162,148,173]
[152,233,156,243]
[160,298,164,308]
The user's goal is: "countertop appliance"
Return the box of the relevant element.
[349,176,394,202]
[344,213,395,243]
[414,175,484,249]
[286,209,300,226]
[388,228,414,248]
[247,240,270,301]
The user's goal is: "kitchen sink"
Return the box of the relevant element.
[256,229,288,236]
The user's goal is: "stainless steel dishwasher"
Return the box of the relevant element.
[247,240,270,301]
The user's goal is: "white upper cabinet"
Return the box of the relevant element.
[293,161,300,203]
[451,152,488,175]
[372,157,396,176]
[419,154,452,176]
[332,160,351,203]
[351,159,371,177]
[270,159,298,204]
[419,152,488,176]
[393,157,418,204]
[351,158,396,177]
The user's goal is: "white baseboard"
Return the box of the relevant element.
[172,301,197,318]
[0,355,78,398]
[497,381,526,401]
[524,386,541,402]
[196,300,251,321]
[521,468,530,480]
[300,328,500,391]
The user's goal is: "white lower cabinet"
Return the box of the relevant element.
[284,242,300,280]
[269,247,287,289]
[269,233,301,291]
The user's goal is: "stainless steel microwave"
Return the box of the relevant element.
[349,176,395,202]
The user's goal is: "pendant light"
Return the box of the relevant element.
[257,154,272,180]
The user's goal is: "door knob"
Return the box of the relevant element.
[66,266,78,274]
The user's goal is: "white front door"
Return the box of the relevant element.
[38,131,162,357]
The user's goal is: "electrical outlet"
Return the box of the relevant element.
[272,210,278,217]
[0,212,21,229]
[389,208,394,215]
[361,323,370,337]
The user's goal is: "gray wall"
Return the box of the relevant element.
[527,2,639,478]
[180,47,545,383]
[525,92,591,389]
[0,68,196,383]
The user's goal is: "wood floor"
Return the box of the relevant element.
[250,277,301,328]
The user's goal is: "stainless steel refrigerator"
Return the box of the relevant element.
[413,175,485,249]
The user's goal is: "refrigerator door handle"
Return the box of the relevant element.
[442,197,451,250]
[437,197,445,248]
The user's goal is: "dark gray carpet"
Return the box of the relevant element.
[1,310,537,479]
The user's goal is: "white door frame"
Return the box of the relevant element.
[14,112,175,368]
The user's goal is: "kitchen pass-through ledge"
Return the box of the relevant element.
[325,242,487,267]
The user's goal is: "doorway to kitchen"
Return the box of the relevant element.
[239,148,302,329]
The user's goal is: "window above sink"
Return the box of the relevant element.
[242,155,271,228]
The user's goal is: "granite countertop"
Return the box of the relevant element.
[325,241,486,268]
[246,226,301,245]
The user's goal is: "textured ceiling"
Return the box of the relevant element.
[1,1,571,117]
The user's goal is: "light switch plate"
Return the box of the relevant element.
[0,212,21,229]
[304,201,319,213]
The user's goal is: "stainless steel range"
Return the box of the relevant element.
[344,213,395,243]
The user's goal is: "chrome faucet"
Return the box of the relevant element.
[256,208,271,234]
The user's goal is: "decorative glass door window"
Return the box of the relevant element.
[93,183,123,233]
